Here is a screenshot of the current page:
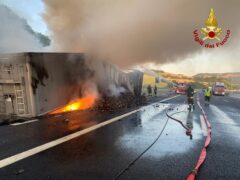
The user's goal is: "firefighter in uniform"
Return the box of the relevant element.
[186,85,195,111]
[154,85,157,96]
[147,85,152,96]
[204,87,212,105]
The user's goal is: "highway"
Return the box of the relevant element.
[0,92,240,180]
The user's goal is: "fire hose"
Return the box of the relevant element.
[113,108,169,180]
[166,101,212,180]
[187,100,212,180]
[114,100,211,179]
[165,107,193,139]
[114,105,188,179]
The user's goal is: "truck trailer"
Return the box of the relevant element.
[0,53,143,118]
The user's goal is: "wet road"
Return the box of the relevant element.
[0,92,240,179]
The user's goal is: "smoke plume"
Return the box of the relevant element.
[0,5,49,53]
[43,0,240,68]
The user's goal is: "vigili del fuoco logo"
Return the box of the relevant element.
[193,8,230,48]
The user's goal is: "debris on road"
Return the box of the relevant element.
[14,169,25,175]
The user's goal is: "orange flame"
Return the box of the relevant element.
[49,95,97,115]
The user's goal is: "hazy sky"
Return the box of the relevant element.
[1,0,240,75]
[0,0,47,34]
[146,52,240,76]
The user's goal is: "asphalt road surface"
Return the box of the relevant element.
[0,92,240,180]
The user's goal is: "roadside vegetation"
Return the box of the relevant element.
[148,70,240,90]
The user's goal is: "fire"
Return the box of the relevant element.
[49,95,97,115]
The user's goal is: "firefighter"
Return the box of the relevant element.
[154,85,157,96]
[186,84,195,111]
[147,85,152,96]
[204,87,212,105]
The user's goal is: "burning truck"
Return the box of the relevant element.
[0,53,144,118]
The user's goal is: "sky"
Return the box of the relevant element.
[0,0,48,34]
[0,0,240,76]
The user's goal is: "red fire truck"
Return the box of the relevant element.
[175,83,187,94]
[213,82,225,96]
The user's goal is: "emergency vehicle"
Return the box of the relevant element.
[213,82,225,96]
[175,83,187,94]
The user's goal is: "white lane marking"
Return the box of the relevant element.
[0,109,139,169]
[0,95,180,169]
[210,105,237,126]
[224,100,229,103]
[197,101,202,110]
[10,95,179,127]
[10,119,38,126]
[200,115,208,136]
[159,95,180,103]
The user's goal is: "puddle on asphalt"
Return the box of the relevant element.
[115,103,204,158]
[215,106,240,119]
[210,105,238,126]
[139,103,170,125]
[209,105,240,143]
[147,111,203,157]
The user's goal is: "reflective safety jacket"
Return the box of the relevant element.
[204,89,211,97]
